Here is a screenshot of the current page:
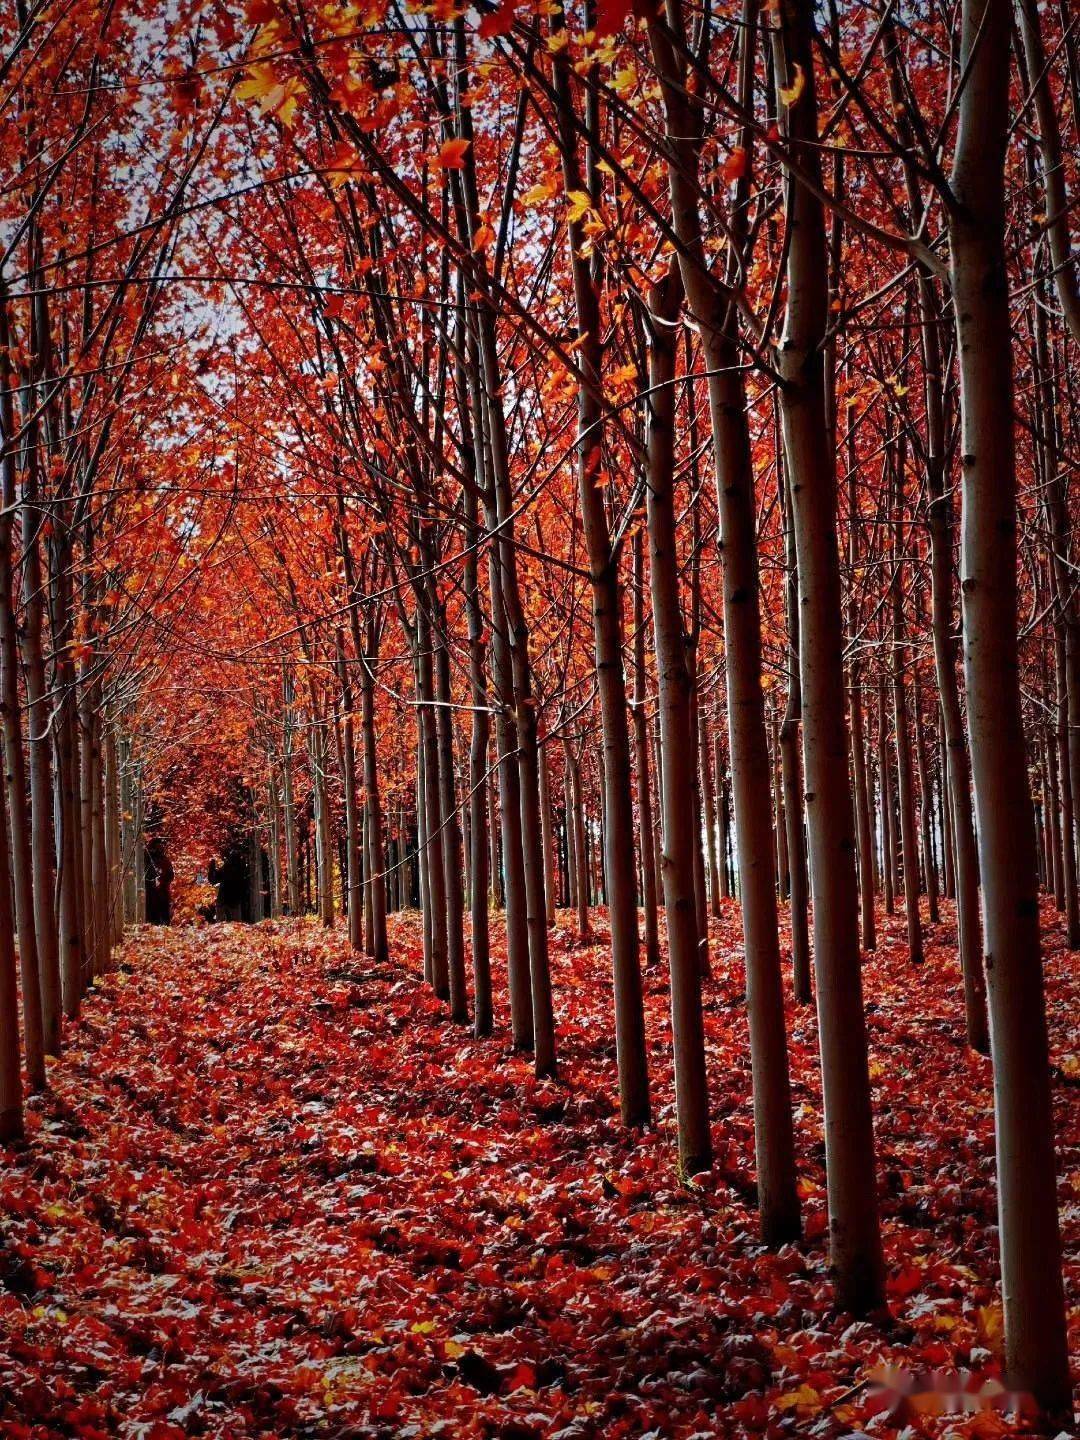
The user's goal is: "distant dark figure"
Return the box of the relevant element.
[145,837,173,925]
[208,849,249,922]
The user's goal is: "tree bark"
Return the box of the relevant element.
[949,0,1070,1405]
[645,259,712,1174]
[772,0,884,1311]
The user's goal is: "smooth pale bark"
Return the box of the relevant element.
[772,716,788,900]
[486,544,533,1047]
[713,731,731,901]
[0,480,44,1086]
[883,21,985,1036]
[51,523,87,1003]
[105,729,123,947]
[90,706,110,970]
[845,429,876,955]
[433,610,467,1023]
[538,741,556,929]
[0,771,22,1140]
[467,619,492,1036]
[780,459,813,992]
[486,748,500,911]
[632,531,661,970]
[772,0,883,1312]
[456,381,492,1033]
[416,617,448,998]
[890,452,924,966]
[469,354,531,1044]
[849,675,876,952]
[648,0,800,1229]
[337,640,363,953]
[938,721,956,901]
[282,669,301,915]
[308,689,335,930]
[549,20,647,1118]
[77,670,98,979]
[469,239,552,1075]
[267,775,282,919]
[950,0,1070,1407]
[686,641,709,976]
[912,675,940,926]
[878,678,897,915]
[133,772,146,925]
[563,742,590,942]
[248,797,264,924]
[699,710,722,921]
[416,719,432,979]
[4,379,59,1055]
[645,261,711,1175]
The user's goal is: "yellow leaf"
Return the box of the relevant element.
[566,189,591,224]
[779,62,805,108]
[522,180,557,205]
[775,1384,821,1416]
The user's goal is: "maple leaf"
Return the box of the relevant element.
[433,137,470,169]
[722,145,747,182]
[236,64,302,126]
[779,62,806,107]
[477,0,518,37]
[522,179,558,205]
[565,189,592,224]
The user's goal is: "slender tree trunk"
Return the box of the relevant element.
[0,502,44,1086]
[0,770,22,1141]
[949,0,1069,1405]
[282,668,301,915]
[7,412,59,1053]
[538,740,556,930]
[564,742,590,942]
[890,458,924,965]
[780,454,814,989]
[633,531,661,969]
[699,710,722,920]
[713,730,730,900]
[338,640,363,953]
[417,617,448,997]
[645,260,711,1174]
[548,24,645,1114]
[772,0,883,1311]
[912,674,941,925]
[433,608,467,1023]
[878,677,897,915]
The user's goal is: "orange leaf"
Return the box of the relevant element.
[433,137,470,170]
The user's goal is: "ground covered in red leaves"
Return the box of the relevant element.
[0,903,1077,1438]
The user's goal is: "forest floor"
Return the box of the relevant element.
[0,903,1077,1439]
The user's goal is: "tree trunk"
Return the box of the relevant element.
[949,0,1069,1405]
[433,608,467,1023]
[645,259,711,1174]
[772,0,883,1311]
[632,531,661,970]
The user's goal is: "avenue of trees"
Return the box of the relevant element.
[0,0,1076,1419]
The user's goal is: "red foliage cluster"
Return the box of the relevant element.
[0,905,1076,1439]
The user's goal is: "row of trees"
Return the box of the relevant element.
[0,0,1075,1417]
